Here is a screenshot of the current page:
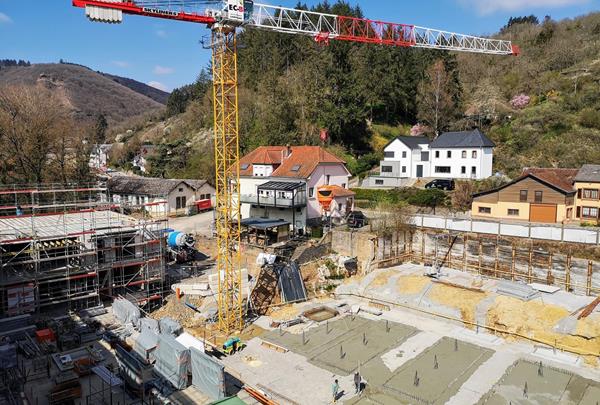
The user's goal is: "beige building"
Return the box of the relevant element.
[574,165,600,224]
[472,168,578,223]
[107,176,215,216]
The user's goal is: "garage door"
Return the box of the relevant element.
[530,204,557,223]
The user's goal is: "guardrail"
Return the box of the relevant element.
[412,214,600,245]
[240,194,307,207]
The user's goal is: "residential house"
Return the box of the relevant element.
[89,144,113,171]
[471,168,578,223]
[237,146,352,232]
[573,164,600,223]
[132,145,157,173]
[107,176,215,216]
[363,129,495,187]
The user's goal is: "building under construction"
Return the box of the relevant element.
[0,184,167,318]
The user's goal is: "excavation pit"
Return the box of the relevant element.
[302,306,339,322]
[477,359,600,404]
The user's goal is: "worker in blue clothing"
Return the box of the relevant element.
[332,379,339,403]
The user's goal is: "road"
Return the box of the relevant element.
[168,210,214,237]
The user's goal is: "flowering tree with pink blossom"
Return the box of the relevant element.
[510,94,530,109]
[410,123,429,136]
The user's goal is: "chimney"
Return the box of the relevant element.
[286,144,292,159]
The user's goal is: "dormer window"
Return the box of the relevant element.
[241,163,250,170]
[291,165,301,172]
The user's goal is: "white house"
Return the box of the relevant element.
[89,144,113,171]
[237,146,353,233]
[363,129,495,187]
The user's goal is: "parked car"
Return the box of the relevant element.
[347,211,368,228]
[425,179,455,191]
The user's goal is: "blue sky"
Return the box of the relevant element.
[1,0,598,92]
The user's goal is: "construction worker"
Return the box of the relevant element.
[354,371,361,394]
[331,379,339,403]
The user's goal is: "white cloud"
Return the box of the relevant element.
[459,0,588,14]
[0,12,12,24]
[156,29,168,38]
[111,60,131,68]
[148,81,169,92]
[153,65,174,75]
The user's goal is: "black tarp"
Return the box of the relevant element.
[277,261,307,303]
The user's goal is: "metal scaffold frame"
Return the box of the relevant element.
[0,184,168,318]
[212,26,243,334]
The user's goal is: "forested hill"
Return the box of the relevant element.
[151,5,600,182]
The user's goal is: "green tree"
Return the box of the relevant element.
[94,114,108,144]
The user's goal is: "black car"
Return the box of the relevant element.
[347,211,368,228]
[425,179,455,191]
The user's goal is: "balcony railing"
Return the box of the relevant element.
[240,194,307,208]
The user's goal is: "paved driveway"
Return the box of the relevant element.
[167,210,214,237]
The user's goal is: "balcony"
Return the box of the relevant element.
[240,181,307,208]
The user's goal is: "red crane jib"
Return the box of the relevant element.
[72,0,217,25]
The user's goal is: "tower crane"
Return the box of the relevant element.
[72,0,518,334]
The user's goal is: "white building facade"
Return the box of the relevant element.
[363,129,495,187]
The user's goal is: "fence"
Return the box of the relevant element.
[413,214,600,245]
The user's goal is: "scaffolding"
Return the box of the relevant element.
[0,183,168,318]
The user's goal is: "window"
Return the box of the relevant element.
[462,151,467,159]
[291,165,301,172]
[461,166,466,174]
[309,187,314,198]
[384,151,395,158]
[478,206,491,214]
[471,166,477,175]
[507,209,519,216]
[435,166,451,174]
[402,151,407,158]
[296,207,302,213]
[435,151,440,158]
[382,166,393,173]
[582,207,599,219]
[375,180,384,185]
[535,191,543,203]
[342,183,346,189]
[582,188,599,200]
[447,151,452,158]
[178,188,183,192]
[241,163,250,170]
[472,150,478,159]
[421,152,429,162]
[520,190,528,202]
[176,196,187,210]
[402,166,407,173]
[326,175,331,185]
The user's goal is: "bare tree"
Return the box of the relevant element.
[417,60,459,136]
[0,85,89,184]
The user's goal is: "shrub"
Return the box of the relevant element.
[510,94,531,109]
[579,108,600,130]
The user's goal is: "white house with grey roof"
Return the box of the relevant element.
[362,129,495,187]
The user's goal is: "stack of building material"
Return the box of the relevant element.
[159,317,182,336]
[115,345,154,393]
[154,333,190,390]
[112,298,141,326]
[133,329,159,363]
[496,280,540,301]
[139,317,160,334]
[0,315,35,339]
[175,333,205,354]
[190,347,225,401]
[0,344,17,369]
[277,262,307,303]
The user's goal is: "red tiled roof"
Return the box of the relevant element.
[521,168,579,193]
[239,146,346,178]
[330,185,355,198]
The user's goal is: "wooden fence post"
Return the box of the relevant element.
[587,261,593,296]
[528,245,533,284]
[565,253,571,292]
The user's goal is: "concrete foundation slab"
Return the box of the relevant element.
[382,337,494,405]
[477,359,600,405]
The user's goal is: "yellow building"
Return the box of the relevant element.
[472,168,578,223]
[574,165,600,224]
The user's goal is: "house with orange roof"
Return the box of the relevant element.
[237,145,353,232]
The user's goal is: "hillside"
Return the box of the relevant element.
[101,72,169,104]
[0,63,166,126]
